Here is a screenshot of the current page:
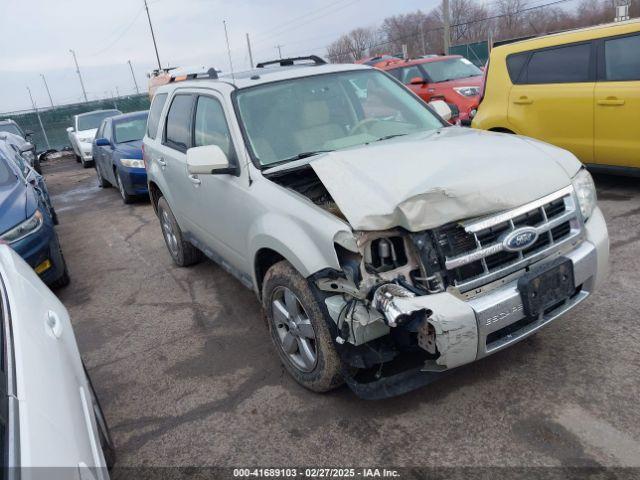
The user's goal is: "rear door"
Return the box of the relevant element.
[157,92,198,231]
[594,32,640,168]
[508,42,595,163]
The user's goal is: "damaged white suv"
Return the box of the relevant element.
[144,56,609,398]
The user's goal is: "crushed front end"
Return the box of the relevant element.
[312,185,609,399]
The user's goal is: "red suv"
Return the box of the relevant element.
[378,55,483,124]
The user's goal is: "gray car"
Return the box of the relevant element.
[143,57,609,398]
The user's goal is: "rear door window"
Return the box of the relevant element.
[523,43,592,84]
[164,94,194,152]
[147,93,168,139]
[604,34,640,81]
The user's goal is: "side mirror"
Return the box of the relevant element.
[429,100,452,122]
[24,130,34,137]
[66,127,74,133]
[409,76,426,85]
[20,142,35,153]
[186,145,233,175]
[95,138,110,147]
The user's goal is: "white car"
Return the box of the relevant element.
[67,110,121,168]
[0,245,114,476]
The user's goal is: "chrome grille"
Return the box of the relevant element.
[439,186,583,292]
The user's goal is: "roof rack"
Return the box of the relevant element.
[256,55,327,69]
[173,68,219,81]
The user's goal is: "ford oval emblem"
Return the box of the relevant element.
[502,227,539,252]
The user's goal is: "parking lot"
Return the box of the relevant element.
[43,153,640,469]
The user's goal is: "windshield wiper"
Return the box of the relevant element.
[268,150,334,168]
[371,133,408,143]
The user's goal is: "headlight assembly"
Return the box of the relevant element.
[453,86,480,97]
[572,169,597,221]
[0,210,44,244]
[120,158,145,169]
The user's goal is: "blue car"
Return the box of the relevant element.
[92,111,149,204]
[0,146,69,288]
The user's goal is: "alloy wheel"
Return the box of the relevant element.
[271,286,318,372]
[160,209,179,257]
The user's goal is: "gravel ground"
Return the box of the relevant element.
[41,153,640,470]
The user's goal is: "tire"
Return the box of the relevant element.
[262,261,343,393]
[81,156,92,168]
[75,154,81,163]
[33,156,42,174]
[83,363,116,470]
[156,197,203,267]
[115,170,134,204]
[49,260,71,289]
[96,163,111,188]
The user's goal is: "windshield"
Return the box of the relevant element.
[421,58,482,83]
[235,69,444,167]
[77,111,120,131]
[114,115,148,143]
[0,124,22,137]
[0,154,16,187]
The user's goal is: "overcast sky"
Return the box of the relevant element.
[0,0,437,112]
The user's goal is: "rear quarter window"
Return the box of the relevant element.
[147,93,168,140]
[506,53,529,83]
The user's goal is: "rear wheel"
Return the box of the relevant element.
[156,197,202,266]
[262,261,343,392]
[75,154,81,163]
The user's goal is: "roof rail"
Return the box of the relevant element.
[256,55,327,68]
[173,68,219,81]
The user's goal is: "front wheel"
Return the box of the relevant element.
[83,364,116,470]
[262,261,343,393]
[156,197,202,267]
[96,163,111,188]
[115,170,134,204]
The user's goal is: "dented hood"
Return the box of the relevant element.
[309,127,582,232]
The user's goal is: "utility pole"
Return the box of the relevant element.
[127,60,140,94]
[69,49,88,103]
[443,0,451,55]
[26,87,51,149]
[246,33,254,68]
[40,74,55,109]
[421,26,426,55]
[144,0,162,70]
[276,44,284,59]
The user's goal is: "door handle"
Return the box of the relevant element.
[597,97,625,106]
[46,311,63,338]
[513,96,533,105]
[188,174,201,186]
[157,157,166,167]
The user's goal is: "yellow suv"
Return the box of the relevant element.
[473,19,640,175]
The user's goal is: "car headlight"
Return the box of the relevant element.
[572,169,597,221]
[79,136,93,143]
[0,210,44,244]
[453,86,480,97]
[120,158,145,169]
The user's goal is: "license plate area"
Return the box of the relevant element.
[517,257,575,318]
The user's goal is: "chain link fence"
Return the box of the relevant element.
[0,94,151,152]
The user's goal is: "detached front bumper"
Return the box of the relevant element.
[345,207,609,398]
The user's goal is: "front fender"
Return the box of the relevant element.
[248,211,344,290]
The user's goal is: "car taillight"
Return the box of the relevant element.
[478,59,489,106]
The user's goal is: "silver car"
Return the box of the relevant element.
[143,57,609,398]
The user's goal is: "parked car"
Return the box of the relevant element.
[473,19,640,176]
[93,111,149,204]
[0,139,57,225]
[379,55,483,124]
[0,119,32,143]
[0,244,114,476]
[144,56,608,399]
[67,110,121,168]
[0,147,69,288]
[0,131,40,173]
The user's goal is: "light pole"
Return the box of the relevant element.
[276,44,284,59]
[69,49,88,102]
[26,86,51,149]
[127,60,140,94]
[443,0,450,55]
[40,74,55,109]
[246,33,254,68]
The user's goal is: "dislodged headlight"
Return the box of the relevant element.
[120,158,145,169]
[0,210,44,244]
[572,169,597,221]
[453,86,480,97]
